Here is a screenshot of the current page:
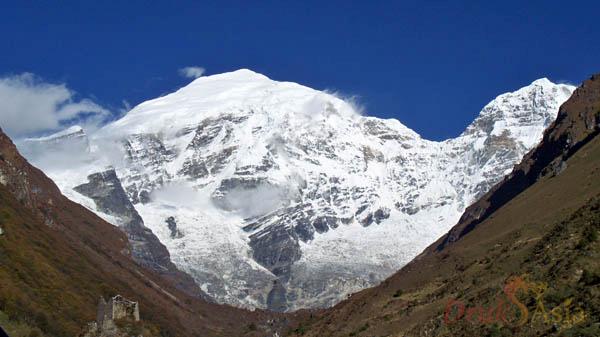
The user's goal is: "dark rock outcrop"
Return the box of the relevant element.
[165,216,183,239]
[121,134,174,204]
[75,169,207,299]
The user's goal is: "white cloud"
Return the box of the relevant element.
[324,89,366,116]
[0,73,110,138]
[179,66,206,79]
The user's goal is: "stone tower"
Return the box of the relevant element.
[82,295,141,337]
[98,295,140,324]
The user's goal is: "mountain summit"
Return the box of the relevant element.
[19,70,574,311]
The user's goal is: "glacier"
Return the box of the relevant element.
[17,69,574,311]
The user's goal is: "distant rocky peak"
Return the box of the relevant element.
[22,124,88,144]
[42,124,85,139]
[16,124,91,169]
[460,79,575,148]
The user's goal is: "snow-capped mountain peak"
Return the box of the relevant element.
[530,77,553,85]
[461,79,573,148]
[18,70,575,311]
[104,69,363,138]
[190,68,270,82]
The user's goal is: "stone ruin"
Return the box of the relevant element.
[81,295,140,337]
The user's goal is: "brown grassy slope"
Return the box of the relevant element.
[0,128,286,337]
[289,75,600,337]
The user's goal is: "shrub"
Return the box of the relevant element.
[27,329,42,337]
[580,269,600,286]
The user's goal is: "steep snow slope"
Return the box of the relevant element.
[17,70,574,311]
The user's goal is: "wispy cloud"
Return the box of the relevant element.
[556,79,577,87]
[324,89,366,115]
[0,73,110,138]
[178,66,206,79]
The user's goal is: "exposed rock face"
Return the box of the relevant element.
[75,170,164,269]
[74,169,206,299]
[165,216,182,239]
[75,171,141,226]
[18,70,575,311]
[122,134,174,204]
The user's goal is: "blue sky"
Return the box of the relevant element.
[1,1,599,140]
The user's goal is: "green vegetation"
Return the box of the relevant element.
[246,322,257,331]
[561,323,600,337]
[115,318,159,336]
[293,325,307,335]
[0,310,46,337]
[349,323,369,336]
